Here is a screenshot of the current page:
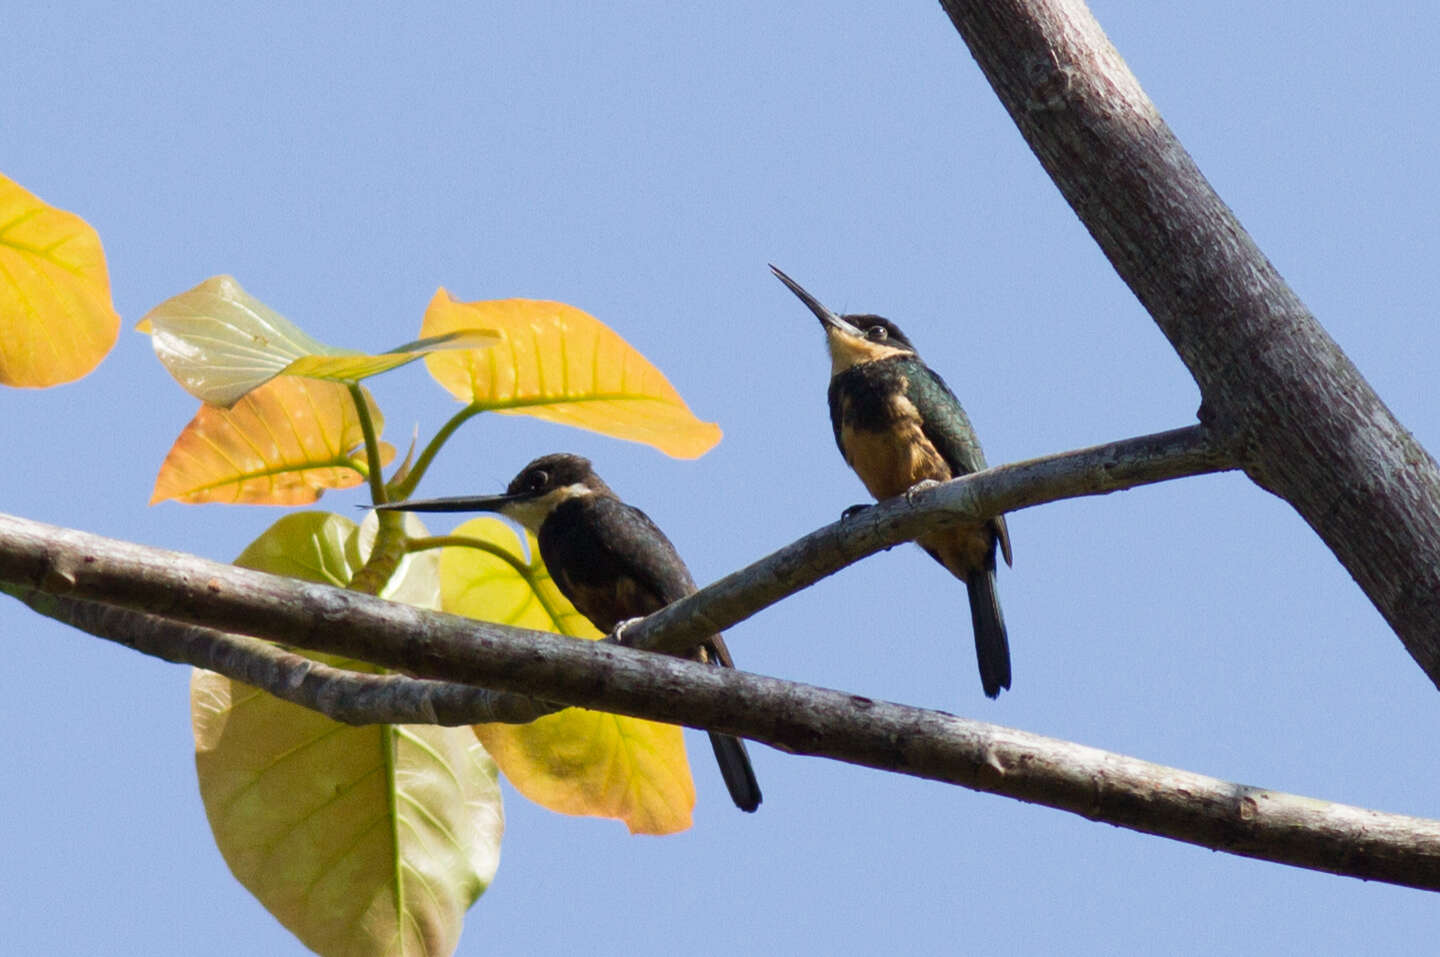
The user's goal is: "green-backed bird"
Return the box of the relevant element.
[771,265,1014,698]
[380,453,762,812]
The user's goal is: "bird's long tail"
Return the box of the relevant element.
[701,635,762,812]
[708,732,762,813]
[966,568,1011,698]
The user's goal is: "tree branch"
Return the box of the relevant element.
[7,523,1440,890]
[625,423,1230,656]
[937,0,1440,681]
[11,588,555,725]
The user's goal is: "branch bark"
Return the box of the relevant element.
[14,590,553,725]
[624,424,1230,656]
[7,511,1440,890]
[937,0,1440,681]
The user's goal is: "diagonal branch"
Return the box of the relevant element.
[624,423,1231,656]
[937,0,1440,684]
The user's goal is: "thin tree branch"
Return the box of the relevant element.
[11,587,554,725]
[936,0,1440,681]
[0,425,1226,665]
[624,424,1232,655]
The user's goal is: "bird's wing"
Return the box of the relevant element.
[910,363,988,477]
[913,363,1013,565]
[587,497,698,607]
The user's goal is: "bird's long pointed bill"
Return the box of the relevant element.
[769,264,860,335]
[376,493,521,514]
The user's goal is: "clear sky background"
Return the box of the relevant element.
[5,3,1438,955]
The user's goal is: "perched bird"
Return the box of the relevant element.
[771,265,1014,698]
[381,453,762,812]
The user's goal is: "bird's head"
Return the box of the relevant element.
[375,452,611,532]
[770,265,918,375]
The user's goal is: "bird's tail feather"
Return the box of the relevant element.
[966,569,1011,698]
[708,732,762,812]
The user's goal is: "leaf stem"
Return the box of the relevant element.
[406,534,532,576]
[347,382,388,505]
[389,404,482,501]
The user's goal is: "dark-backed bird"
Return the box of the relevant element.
[771,265,1014,698]
[380,452,762,811]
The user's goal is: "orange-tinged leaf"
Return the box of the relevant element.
[0,173,119,387]
[421,289,722,459]
[139,275,498,405]
[438,516,696,834]
[194,512,503,956]
[151,377,394,505]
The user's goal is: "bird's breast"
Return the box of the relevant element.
[837,388,952,500]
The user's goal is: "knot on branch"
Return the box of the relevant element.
[1024,54,1077,112]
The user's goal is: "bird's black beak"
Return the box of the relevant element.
[374,492,525,514]
[770,264,863,337]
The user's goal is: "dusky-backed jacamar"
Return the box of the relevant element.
[381,453,762,812]
[771,265,1014,698]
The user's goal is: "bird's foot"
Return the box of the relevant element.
[904,479,942,505]
[841,502,873,521]
[608,616,647,647]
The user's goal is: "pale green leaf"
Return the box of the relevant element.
[192,512,504,956]
[140,276,497,406]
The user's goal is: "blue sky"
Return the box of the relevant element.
[5,3,1438,954]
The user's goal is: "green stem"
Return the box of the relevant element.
[405,533,580,629]
[406,535,531,576]
[348,382,388,505]
[389,403,483,501]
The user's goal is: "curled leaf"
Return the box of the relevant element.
[140,275,497,405]
[0,173,119,386]
[421,289,722,459]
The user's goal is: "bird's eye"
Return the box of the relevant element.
[866,325,888,341]
[527,469,549,490]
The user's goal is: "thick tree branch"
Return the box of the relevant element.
[7,518,1440,890]
[937,0,1440,679]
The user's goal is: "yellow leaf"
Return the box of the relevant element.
[194,512,503,956]
[0,173,119,386]
[151,377,394,505]
[421,289,721,459]
[438,516,696,835]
